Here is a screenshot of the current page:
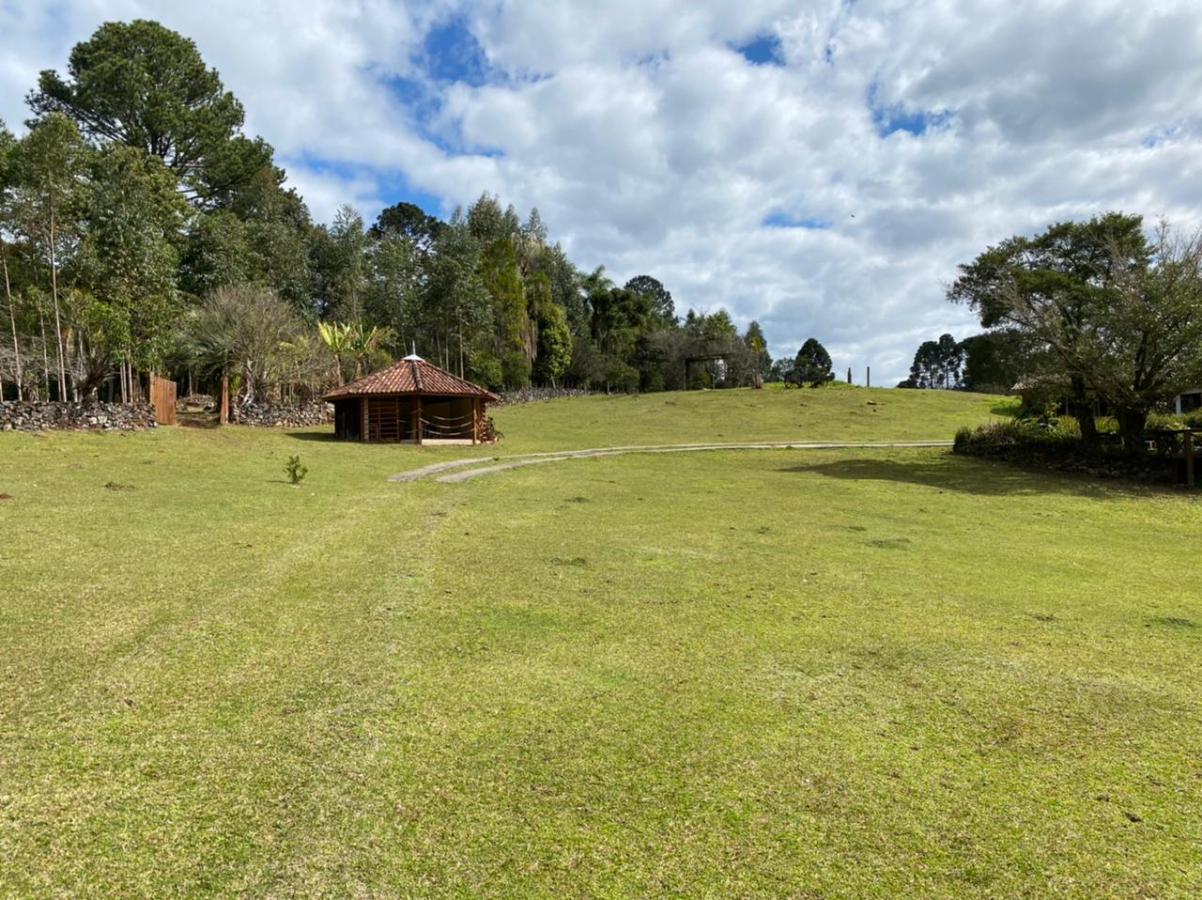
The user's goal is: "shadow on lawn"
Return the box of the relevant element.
[780,455,1151,499]
[284,430,338,442]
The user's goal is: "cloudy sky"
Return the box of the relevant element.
[3,1,1201,384]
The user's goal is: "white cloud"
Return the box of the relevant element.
[3,0,1201,383]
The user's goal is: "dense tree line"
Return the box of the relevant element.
[0,19,788,406]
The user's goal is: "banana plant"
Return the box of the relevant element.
[317,321,353,385]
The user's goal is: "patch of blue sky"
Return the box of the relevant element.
[763,212,832,230]
[867,80,953,137]
[420,15,491,87]
[285,153,447,219]
[733,33,783,66]
[374,171,447,218]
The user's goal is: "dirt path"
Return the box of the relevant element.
[387,440,954,484]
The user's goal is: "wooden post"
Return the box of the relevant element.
[415,396,423,445]
[846,367,852,384]
[472,398,479,445]
[219,372,229,425]
[361,397,369,442]
[1185,430,1195,489]
[866,366,871,388]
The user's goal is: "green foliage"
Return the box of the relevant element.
[29,19,271,206]
[480,237,530,388]
[3,19,776,403]
[960,328,1035,394]
[186,284,312,403]
[900,333,964,389]
[313,206,369,322]
[793,338,834,387]
[624,274,675,324]
[949,212,1202,449]
[532,291,572,386]
[76,144,187,371]
[370,201,443,251]
[284,454,308,485]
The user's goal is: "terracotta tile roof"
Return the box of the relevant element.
[323,355,499,401]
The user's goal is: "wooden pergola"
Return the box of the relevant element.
[323,355,498,444]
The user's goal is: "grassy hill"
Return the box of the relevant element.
[492,383,1013,451]
[2,388,1200,896]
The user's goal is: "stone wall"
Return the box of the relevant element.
[0,401,157,432]
[497,387,594,405]
[230,399,332,427]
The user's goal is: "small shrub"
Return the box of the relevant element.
[284,455,308,485]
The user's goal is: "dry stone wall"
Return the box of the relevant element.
[230,400,332,427]
[0,401,157,432]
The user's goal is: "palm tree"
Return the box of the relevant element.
[348,324,394,379]
[317,321,352,385]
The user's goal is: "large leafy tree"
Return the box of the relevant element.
[29,19,273,208]
[75,144,187,392]
[312,206,369,322]
[480,236,530,388]
[11,113,90,400]
[624,274,675,325]
[370,201,444,253]
[364,232,423,354]
[1085,224,1202,446]
[960,329,1036,394]
[794,338,833,387]
[949,213,1153,448]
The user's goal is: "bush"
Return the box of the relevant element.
[954,421,1174,482]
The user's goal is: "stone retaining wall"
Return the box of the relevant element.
[230,400,332,427]
[497,387,594,405]
[0,401,157,432]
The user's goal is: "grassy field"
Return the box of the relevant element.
[2,386,1200,896]
[490,382,1013,452]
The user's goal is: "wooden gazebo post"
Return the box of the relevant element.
[413,395,422,445]
[472,397,480,445]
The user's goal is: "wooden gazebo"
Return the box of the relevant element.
[323,354,498,444]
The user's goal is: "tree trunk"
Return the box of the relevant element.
[1069,377,1099,451]
[47,199,67,401]
[1116,407,1149,454]
[38,305,51,400]
[1,241,21,400]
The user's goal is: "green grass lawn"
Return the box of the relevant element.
[490,382,1014,452]
[2,387,1199,896]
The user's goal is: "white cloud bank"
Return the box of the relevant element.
[3,0,1201,383]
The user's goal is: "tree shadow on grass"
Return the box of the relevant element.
[284,430,338,442]
[779,455,1158,499]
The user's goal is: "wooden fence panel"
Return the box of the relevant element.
[149,374,177,426]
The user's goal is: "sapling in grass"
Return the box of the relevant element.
[285,455,308,485]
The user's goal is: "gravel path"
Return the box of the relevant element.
[386,440,954,484]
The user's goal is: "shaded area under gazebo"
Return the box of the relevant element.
[322,355,498,444]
